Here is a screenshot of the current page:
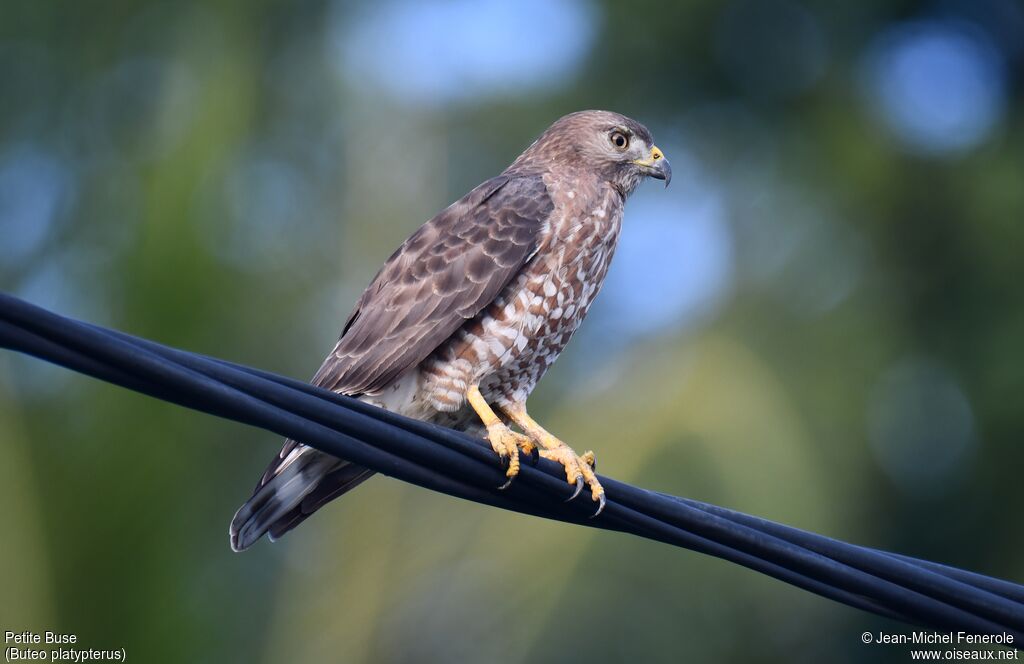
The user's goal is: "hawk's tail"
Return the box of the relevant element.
[229,445,375,552]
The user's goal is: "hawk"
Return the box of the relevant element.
[230,110,671,551]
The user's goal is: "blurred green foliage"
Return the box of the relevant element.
[1,0,1022,662]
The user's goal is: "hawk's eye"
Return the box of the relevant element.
[609,131,629,150]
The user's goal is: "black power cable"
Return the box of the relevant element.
[1,291,1022,640]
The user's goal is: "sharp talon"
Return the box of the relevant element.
[566,476,584,502]
[529,446,540,465]
[498,476,515,490]
[590,494,606,518]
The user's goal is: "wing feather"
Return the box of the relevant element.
[312,174,553,395]
[248,176,551,500]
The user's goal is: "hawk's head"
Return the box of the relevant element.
[510,110,672,196]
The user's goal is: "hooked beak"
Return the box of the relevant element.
[632,145,672,187]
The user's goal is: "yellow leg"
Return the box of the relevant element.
[467,385,536,489]
[500,402,606,515]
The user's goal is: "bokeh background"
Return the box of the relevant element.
[1,0,1022,661]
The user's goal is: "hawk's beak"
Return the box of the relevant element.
[632,145,672,187]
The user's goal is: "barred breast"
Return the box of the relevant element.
[419,174,624,414]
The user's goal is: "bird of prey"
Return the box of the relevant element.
[230,110,671,551]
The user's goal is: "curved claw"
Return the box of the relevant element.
[590,493,607,518]
[498,475,515,491]
[529,446,540,465]
[565,476,585,502]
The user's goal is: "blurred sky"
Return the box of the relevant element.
[1,0,1022,662]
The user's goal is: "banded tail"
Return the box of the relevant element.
[229,442,375,552]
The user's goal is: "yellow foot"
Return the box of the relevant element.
[485,423,537,489]
[538,439,606,516]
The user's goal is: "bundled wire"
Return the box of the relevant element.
[1,291,1022,640]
